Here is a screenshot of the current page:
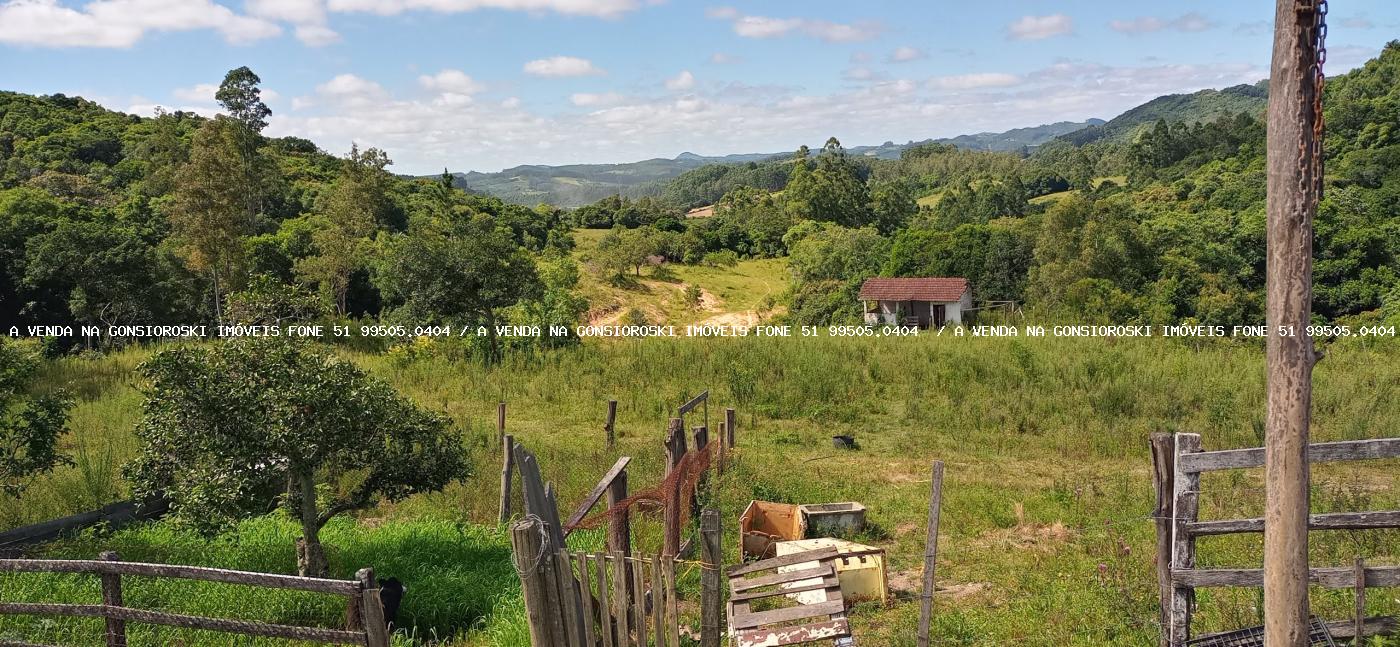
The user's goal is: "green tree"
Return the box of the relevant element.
[296,145,391,314]
[127,338,467,576]
[215,66,274,229]
[168,118,254,325]
[1,339,71,502]
[376,213,541,360]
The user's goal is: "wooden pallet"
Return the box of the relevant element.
[727,548,854,647]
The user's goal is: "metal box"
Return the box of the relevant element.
[798,502,867,537]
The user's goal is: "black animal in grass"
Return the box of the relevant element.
[378,577,407,629]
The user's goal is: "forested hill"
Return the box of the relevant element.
[445,120,1102,207]
[1056,82,1269,146]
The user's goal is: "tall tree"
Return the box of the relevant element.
[215,66,272,226]
[168,118,253,325]
[296,145,391,315]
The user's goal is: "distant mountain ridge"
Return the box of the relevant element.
[446,120,1103,207]
[442,80,1273,208]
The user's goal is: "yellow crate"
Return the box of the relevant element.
[774,538,889,606]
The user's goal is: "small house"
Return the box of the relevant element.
[858,277,971,327]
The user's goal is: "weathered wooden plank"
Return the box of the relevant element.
[730,600,845,631]
[736,619,850,647]
[650,554,666,647]
[729,566,835,593]
[727,548,840,577]
[1173,565,1400,589]
[556,550,584,647]
[564,457,632,534]
[735,619,850,647]
[678,390,709,415]
[730,577,840,604]
[1179,438,1400,473]
[0,560,359,595]
[631,554,647,647]
[0,602,367,644]
[1149,433,1175,647]
[609,552,633,647]
[1329,616,1398,640]
[595,554,615,647]
[1184,510,1400,536]
[663,555,679,647]
[699,509,721,647]
[357,569,389,647]
[578,552,597,647]
[1168,434,1200,646]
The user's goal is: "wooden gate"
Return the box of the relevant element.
[1150,433,1400,646]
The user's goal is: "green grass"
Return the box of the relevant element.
[1030,189,1074,205]
[6,334,1400,645]
[916,191,943,207]
[0,516,519,646]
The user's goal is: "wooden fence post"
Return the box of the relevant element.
[725,408,736,447]
[99,551,125,647]
[1150,433,1175,647]
[356,568,390,647]
[497,401,507,442]
[917,461,944,647]
[1169,434,1202,645]
[1355,556,1366,643]
[700,509,722,647]
[665,418,685,557]
[606,400,618,450]
[500,434,515,524]
[511,517,560,647]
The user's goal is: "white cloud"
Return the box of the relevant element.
[419,69,485,94]
[0,0,280,48]
[295,23,340,45]
[710,9,880,43]
[570,92,625,107]
[709,52,741,64]
[889,46,925,63]
[665,70,695,91]
[1007,14,1072,40]
[849,51,872,64]
[172,83,220,103]
[327,0,643,18]
[523,56,604,77]
[1109,12,1213,34]
[1341,16,1374,29]
[928,72,1022,90]
[267,59,1267,176]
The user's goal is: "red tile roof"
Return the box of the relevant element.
[858,277,969,302]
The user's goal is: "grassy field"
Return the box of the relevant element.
[571,228,788,327]
[4,333,1400,646]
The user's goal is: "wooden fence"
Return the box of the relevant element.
[0,552,391,647]
[1151,433,1400,646]
[512,515,698,647]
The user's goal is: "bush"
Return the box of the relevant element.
[702,250,739,268]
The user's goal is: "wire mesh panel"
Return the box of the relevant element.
[1185,617,1336,647]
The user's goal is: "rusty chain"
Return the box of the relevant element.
[1297,0,1328,203]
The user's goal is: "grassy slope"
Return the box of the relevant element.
[572,228,788,327]
[6,335,1400,646]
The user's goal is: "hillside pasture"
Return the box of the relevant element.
[4,335,1399,645]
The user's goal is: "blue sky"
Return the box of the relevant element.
[2,0,1397,174]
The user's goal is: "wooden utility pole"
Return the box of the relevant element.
[1264,1,1324,645]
